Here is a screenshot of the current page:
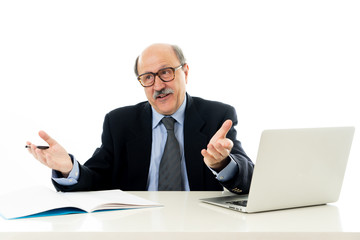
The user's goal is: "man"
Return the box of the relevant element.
[27,43,254,194]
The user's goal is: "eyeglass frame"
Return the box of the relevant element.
[137,64,184,87]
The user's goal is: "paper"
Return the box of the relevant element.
[0,186,161,219]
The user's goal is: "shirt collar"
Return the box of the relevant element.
[152,95,187,129]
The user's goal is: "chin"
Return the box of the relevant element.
[153,100,176,115]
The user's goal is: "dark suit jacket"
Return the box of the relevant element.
[53,94,254,194]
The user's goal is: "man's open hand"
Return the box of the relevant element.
[26,131,72,177]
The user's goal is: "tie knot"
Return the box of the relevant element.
[162,117,176,131]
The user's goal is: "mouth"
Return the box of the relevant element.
[156,93,171,99]
[156,93,172,102]
[153,88,174,101]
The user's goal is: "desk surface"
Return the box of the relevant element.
[0,191,359,240]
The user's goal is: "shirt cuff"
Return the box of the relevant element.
[209,155,238,182]
[52,154,80,186]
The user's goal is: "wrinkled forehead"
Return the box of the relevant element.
[138,45,179,73]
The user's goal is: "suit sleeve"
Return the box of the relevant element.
[217,106,254,194]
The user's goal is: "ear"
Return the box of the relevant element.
[183,64,189,84]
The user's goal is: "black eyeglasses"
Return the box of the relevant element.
[137,65,183,87]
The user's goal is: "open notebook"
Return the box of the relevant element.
[0,186,162,219]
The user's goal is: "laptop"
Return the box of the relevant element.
[201,127,355,213]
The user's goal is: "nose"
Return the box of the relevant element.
[153,75,165,90]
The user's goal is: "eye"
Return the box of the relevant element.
[145,74,153,80]
[160,68,173,76]
[162,69,170,74]
[140,74,154,84]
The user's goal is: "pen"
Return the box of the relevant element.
[25,145,49,149]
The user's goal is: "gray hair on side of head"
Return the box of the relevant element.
[134,44,187,77]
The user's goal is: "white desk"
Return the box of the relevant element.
[0,191,359,240]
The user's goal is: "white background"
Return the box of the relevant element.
[0,0,359,209]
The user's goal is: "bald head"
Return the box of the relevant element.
[134,43,186,76]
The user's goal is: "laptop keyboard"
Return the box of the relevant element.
[225,200,248,207]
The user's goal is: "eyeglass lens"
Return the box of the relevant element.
[139,68,175,86]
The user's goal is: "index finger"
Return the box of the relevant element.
[213,119,233,140]
[38,130,57,146]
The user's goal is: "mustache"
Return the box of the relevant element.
[153,88,174,100]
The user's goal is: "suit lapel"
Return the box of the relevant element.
[126,102,153,190]
[184,95,208,190]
